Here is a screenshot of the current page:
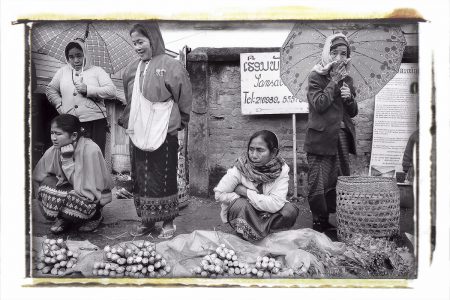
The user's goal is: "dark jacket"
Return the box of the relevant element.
[304,71,358,156]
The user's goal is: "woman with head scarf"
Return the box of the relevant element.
[46,38,117,155]
[304,33,358,233]
[214,130,299,241]
[118,23,193,238]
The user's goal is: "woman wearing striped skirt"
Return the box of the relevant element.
[304,33,358,232]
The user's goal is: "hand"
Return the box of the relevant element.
[60,144,75,159]
[75,82,87,96]
[340,82,352,100]
[234,184,248,198]
[330,61,348,83]
[75,77,87,96]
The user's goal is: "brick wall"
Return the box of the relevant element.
[205,59,375,196]
[207,61,310,196]
[187,46,416,197]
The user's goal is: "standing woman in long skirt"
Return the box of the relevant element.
[119,23,193,238]
[304,33,358,232]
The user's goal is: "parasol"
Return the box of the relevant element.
[280,23,407,102]
[31,21,140,74]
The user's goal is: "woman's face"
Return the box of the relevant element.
[330,45,348,62]
[67,47,84,71]
[131,31,153,61]
[248,136,274,166]
[50,123,76,149]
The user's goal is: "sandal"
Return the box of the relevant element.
[50,219,68,234]
[158,225,177,239]
[130,223,154,237]
[78,215,104,232]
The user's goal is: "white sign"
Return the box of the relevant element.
[369,63,418,177]
[240,52,308,115]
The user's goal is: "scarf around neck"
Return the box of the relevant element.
[235,153,285,185]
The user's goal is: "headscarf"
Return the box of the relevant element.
[64,38,93,73]
[235,153,285,185]
[131,22,166,59]
[312,33,351,75]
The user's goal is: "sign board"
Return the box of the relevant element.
[369,63,419,177]
[240,52,308,115]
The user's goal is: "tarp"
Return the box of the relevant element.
[70,229,348,278]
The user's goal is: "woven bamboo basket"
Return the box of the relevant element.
[112,144,131,174]
[112,154,131,174]
[336,176,400,242]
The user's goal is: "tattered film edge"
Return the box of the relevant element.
[6,2,438,291]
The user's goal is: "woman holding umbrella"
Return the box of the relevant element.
[46,38,117,155]
[119,23,193,238]
[304,33,358,232]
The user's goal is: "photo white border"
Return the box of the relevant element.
[1,0,449,299]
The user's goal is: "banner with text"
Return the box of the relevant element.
[369,63,418,177]
[240,52,308,115]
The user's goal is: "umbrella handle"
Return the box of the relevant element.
[84,22,91,40]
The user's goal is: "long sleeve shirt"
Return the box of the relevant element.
[46,65,116,122]
[214,164,290,223]
[119,55,193,135]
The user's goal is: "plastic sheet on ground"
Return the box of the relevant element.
[71,229,349,277]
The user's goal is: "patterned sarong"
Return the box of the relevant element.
[307,128,351,220]
[227,198,299,241]
[130,134,179,225]
[37,176,97,222]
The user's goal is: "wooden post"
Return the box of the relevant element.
[181,46,190,184]
[292,114,298,197]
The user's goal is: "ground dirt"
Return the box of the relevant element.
[31,194,414,250]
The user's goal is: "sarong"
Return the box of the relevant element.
[307,128,351,221]
[227,198,299,241]
[130,134,179,225]
[37,176,97,222]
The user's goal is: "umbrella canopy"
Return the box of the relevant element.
[32,22,140,74]
[280,23,407,102]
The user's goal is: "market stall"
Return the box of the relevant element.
[33,229,415,279]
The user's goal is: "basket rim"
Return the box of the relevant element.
[337,175,396,184]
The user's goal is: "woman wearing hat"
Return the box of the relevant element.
[304,33,358,232]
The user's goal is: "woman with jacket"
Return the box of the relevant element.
[304,33,358,232]
[33,114,113,233]
[119,23,193,238]
[214,130,299,241]
[46,38,117,155]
